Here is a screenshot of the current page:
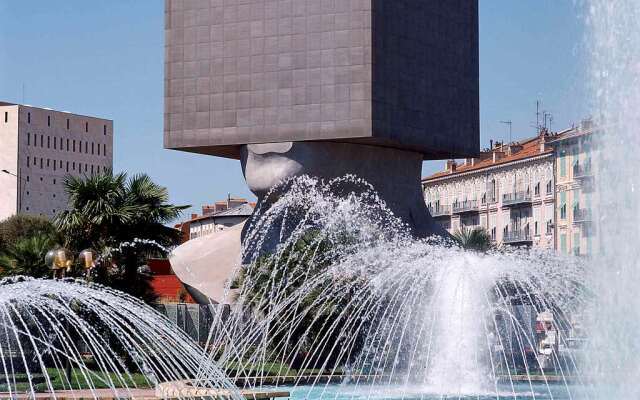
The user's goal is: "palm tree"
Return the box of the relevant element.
[452,226,494,252]
[0,235,56,278]
[56,172,186,250]
[54,171,188,301]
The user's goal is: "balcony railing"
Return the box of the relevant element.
[428,205,451,217]
[503,230,533,244]
[573,163,593,179]
[452,200,479,214]
[573,208,592,223]
[502,191,533,206]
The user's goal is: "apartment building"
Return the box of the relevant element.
[0,102,113,220]
[422,131,557,249]
[547,123,596,255]
[175,197,255,241]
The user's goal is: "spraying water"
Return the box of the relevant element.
[204,176,588,399]
[0,277,241,399]
[585,1,640,398]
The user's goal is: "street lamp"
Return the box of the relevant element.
[45,247,74,279]
[78,248,97,280]
[2,168,24,214]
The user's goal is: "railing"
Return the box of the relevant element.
[573,208,592,223]
[573,163,593,179]
[503,230,533,244]
[428,205,451,217]
[452,200,479,214]
[502,191,533,206]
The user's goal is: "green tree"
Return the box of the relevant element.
[0,214,58,253]
[452,226,494,252]
[0,235,56,278]
[54,172,188,301]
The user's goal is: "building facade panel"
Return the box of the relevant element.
[164,0,479,159]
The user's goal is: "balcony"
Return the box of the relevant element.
[502,191,533,207]
[503,230,533,245]
[573,163,593,179]
[573,208,592,224]
[428,205,451,218]
[452,200,479,214]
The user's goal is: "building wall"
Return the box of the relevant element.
[0,104,113,220]
[553,132,596,255]
[0,105,19,221]
[189,215,247,240]
[164,0,479,159]
[423,157,555,249]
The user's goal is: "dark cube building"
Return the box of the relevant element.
[164,0,479,159]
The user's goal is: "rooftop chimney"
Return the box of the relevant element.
[445,159,457,173]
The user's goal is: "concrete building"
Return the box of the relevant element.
[175,198,254,241]
[547,122,596,255]
[164,0,479,159]
[0,102,113,221]
[422,131,557,248]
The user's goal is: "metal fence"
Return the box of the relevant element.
[154,302,229,346]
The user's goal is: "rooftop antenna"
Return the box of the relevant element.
[543,111,553,131]
[537,100,541,133]
[500,120,512,143]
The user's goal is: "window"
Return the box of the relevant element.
[66,139,69,151]
[103,125,107,135]
[27,132,30,145]
[47,115,51,127]
[73,140,76,152]
[47,136,50,148]
[53,162,56,171]
[26,176,29,182]
[560,234,567,254]
[73,162,76,170]
[85,122,88,132]
[91,165,94,174]
[103,143,106,156]
[27,112,31,123]
[84,141,88,153]
[27,156,30,167]
[67,119,70,130]
[40,158,43,169]
[535,221,539,236]
[91,142,94,154]
[53,137,57,150]
[40,135,43,147]
[98,144,101,155]
[46,159,50,168]
[534,182,540,196]
[4,112,7,123]
[559,150,566,177]
[66,161,69,172]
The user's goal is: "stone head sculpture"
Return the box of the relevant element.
[164,0,479,238]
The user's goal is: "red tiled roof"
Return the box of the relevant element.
[422,133,557,182]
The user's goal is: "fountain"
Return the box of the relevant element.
[583,0,640,399]
[0,277,242,399]
[1,1,639,399]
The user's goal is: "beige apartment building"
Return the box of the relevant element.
[548,123,596,255]
[422,131,558,249]
[0,102,113,221]
[423,123,597,254]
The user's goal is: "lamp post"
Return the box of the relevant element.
[2,168,24,214]
[45,247,74,279]
[78,248,97,280]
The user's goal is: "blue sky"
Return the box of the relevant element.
[0,1,588,216]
